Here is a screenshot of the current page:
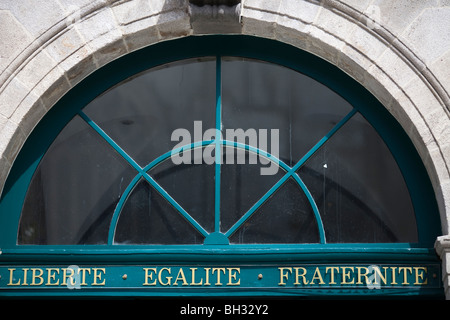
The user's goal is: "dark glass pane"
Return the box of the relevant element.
[83,58,216,166]
[149,148,215,233]
[114,179,205,244]
[298,113,417,243]
[18,116,136,244]
[222,57,353,166]
[229,178,319,244]
[220,147,285,233]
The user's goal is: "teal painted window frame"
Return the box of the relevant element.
[75,56,359,246]
[0,35,443,297]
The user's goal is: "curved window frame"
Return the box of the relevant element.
[0,35,443,297]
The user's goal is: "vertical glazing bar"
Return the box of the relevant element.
[214,56,222,232]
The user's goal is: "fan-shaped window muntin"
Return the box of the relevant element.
[18,55,418,246]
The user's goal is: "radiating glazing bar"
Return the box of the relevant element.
[78,111,209,242]
[224,108,357,241]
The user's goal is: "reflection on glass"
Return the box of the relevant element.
[83,58,216,167]
[114,179,205,244]
[220,147,285,233]
[18,116,136,244]
[229,178,319,244]
[298,113,417,243]
[149,149,215,233]
[222,57,353,166]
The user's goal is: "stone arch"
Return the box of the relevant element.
[0,0,448,242]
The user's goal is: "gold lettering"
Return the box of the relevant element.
[30,268,44,286]
[143,268,157,285]
[78,268,91,286]
[2,264,432,289]
[190,268,203,286]
[356,267,369,285]
[374,267,388,286]
[22,268,29,286]
[294,267,308,285]
[341,267,354,285]
[46,268,60,286]
[173,268,188,286]
[211,268,226,286]
[391,267,398,285]
[7,268,20,286]
[204,268,211,286]
[398,267,412,285]
[414,267,428,285]
[278,267,292,286]
[158,267,172,286]
[227,268,240,286]
[92,268,106,286]
[310,267,325,285]
[326,267,339,284]
[61,267,73,286]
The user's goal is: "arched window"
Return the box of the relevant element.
[0,35,443,298]
[18,56,417,246]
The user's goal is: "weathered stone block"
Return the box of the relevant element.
[16,49,57,92]
[0,10,33,75]
[429,50,450,98]
[370,0,440,37]
[308,25,345,64]
[10,94,46,141]
[0,117,23,164]
[243,0,281,13]
[0,156,12,196]
[156,9,192,38]
[313,6,357,43]
[375,47,417,89]
[29,66,70,111]
[58,46,96,85]
[45,26,89,65]
[0,78,31,118]
[241,2,278,37]
[401,7,450,64]
[278,0,321,25]
[339,0,372,12]
[3,0,65,38]
[75,8,127,67]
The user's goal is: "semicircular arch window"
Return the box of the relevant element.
[18,56,417,246]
